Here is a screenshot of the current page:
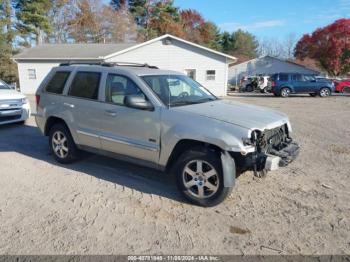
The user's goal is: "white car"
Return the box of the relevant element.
[0,80,31,125]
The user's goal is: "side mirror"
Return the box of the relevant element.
[124,95,154,111]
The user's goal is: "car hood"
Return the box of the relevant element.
[0,89,25,100]
[173,99,290,130]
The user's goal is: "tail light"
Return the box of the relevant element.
[35,95,40,107]
[271,81,276,87]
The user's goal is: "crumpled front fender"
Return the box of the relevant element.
[221,151,236,187]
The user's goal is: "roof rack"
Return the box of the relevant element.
[59,61,158,69]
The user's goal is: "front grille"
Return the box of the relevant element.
[258,125,288,153]
[0,115,22,122]
[0,99,22,105]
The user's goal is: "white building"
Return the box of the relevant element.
[228,55,320,85]
[13,34,237,96]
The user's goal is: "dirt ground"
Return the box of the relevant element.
[0,93,349,255]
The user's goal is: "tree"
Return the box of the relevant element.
[147,0,184,39]
[231,29,258,59]
[104,3,138,42]
[283,32,297,59]
[0,0,17,84]
[14,0,52,46]
[258,37,284,58]
[219,31,233,54]
[180,9,204,43]
[68,0,104,43]
[294,19,350,76]
[110,0,126,11]
[47,0,75,43]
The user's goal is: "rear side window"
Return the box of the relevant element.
[291,74,302,81]
[279,74,289,81]
[68,72,101,100]
[45,71,71,94]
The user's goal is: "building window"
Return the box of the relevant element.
[184,69,196,80]
[28,69,36,80]
[206,70,216,80]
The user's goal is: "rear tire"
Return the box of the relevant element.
[245,85,253,92]
[319,87,331,97]
[280,87,291,98]
[48,123,80,164]
[174,148,232,207]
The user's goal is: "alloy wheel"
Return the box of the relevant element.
[320,88,330,97]
[182,160,219,199]
[52,131,69,159]
[281,88,290,97]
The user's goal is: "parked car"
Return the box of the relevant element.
[269,73,335,97]
[35,63,299,207]
[334,79,350,93]
[0,79,31,125]
[240,75,269,93]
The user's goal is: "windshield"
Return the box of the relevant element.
[141,75,217,107]
[0,80,10,90]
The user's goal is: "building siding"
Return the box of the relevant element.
[106,39,228,96]
[15,38,230,96]
[17,61,60,94]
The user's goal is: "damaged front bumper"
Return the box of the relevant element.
[267,141,300,168]
[230,139,300,174]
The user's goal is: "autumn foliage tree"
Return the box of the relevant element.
[294,19,350,76]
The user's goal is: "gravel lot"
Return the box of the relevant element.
[0,93,349,255]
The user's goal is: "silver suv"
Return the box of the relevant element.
[35,63,299,206]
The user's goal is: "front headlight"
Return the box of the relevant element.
[21,98,29,104]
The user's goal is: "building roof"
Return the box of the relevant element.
[230,55,320,74]
[13,34,237,63]
[13,43,137,60]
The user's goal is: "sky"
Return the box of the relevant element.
[173,0,350,40]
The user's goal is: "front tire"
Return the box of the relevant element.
[49,123,80,164]
[342,86,350,93]
[175,148,232,207]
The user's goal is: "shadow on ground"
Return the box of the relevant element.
[0,123,185,204]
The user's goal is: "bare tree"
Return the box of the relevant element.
[258,37,284,58]
[258,33,297,59]
[103,4,138,43]
[283,32,297,59]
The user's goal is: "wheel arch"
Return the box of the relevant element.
[44,116,71,136]
[165,139,223,173]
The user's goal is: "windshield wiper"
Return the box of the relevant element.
[192,97,216,104]
[169,101,195,107]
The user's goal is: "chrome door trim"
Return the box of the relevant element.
[77,130,99,138]
[77,129,159,152]
[100,135,159,152]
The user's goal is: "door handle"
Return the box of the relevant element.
[63,102,75,108]
[105,110,117,117]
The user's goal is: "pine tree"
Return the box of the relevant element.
[0,0,17,84]
[14,0,52,46]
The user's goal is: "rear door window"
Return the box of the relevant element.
[291,74,302,81]
[68,72,101,100]
[279,74,289,81]
[45,71,71,94]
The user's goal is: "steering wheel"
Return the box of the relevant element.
[178,91,189,98]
